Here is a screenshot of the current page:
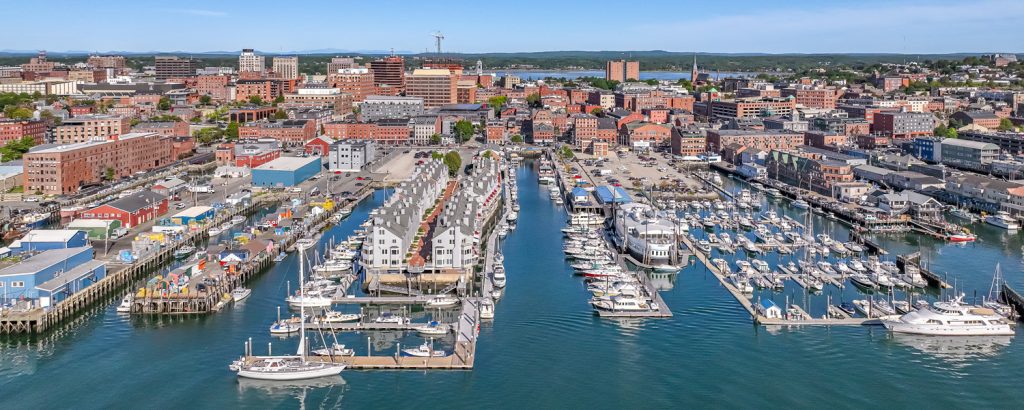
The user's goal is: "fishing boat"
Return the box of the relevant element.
[173,245,195,259]
[948,206,979,222]
[479,298,495,319]
[791,199,810,210]
[294,238,318,252]
[311,343,355,357]
[984,212,1020,230]
[881,295,1014,336]
[116,294,132,313]
[414,321,450,336]
[208,226,225,236]
[232,287,252,302]
[401,341,448,357]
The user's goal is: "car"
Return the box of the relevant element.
[175,203,187,209]
[340,191,352,196]
[355,182,364,186]
[355,176,364,180]
[403,150,410,154]
[25,197,39,202]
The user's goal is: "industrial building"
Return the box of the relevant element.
[0,246,106,308]
[328,141,376,171]
[251,156,322,187]
[169,206,215,225]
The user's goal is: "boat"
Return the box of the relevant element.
[479,298,495,320]
[569,212,605,226]
[116,294,132,313]
[208,226,225,236]
[235,356,345,381]
[231,215,246,225]
[294,238,318,252]
[310,343,355,357]
[984,212,1020,230]
[373,313,410,325]
[947,232,977,242]
[173,245,195,259]
[401,341,448,357]
[948,206,979,223]
[270,305,302,335]
[506,211,519,222]
[791,199,810,210]
[492,267,507,288]
[425,296,460,308]
[881,295,1015,336]
[273,252,288,262]
[287,293,332,309]
[591,295,657,313]
[414,321,450,336]
[232,287,252,302]
[315,311,361,323]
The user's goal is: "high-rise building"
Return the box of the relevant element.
[405,69,457,108]
[238,48,265,74]
[327,57,357,74]
[327,68,375,102]
[605,60,639,82]
[272,56,299,79]
[369,56,405,95]
[87,55,126,72]
[154,56,199,80]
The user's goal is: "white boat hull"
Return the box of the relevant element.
[237,364,345,381]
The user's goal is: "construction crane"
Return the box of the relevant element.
[431,31,445,55]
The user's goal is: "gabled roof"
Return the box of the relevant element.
[99,191,167,213]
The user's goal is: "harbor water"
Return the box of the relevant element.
[1,164,1023,408]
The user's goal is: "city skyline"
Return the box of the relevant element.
[1,0,1022,54]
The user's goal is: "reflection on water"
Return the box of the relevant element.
[889,333,1013,365]
[237,376,347,408]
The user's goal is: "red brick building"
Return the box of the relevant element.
[705,129,804,153]
[133,121,189,137]
[23,132,172,195]
[619,122,671,149]
[485,121,506,144]
[304,136,333,156]
[238,120,316,147]
[215,142,282,168]
[0,120,47,145]
[328,68,375,102]
[322,119,410,145]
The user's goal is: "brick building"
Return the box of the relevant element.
[705,129,805,153]
[132,121,189,137]
[238,120,316,147]
[54,114,130,144]
[0,120,47,145]
[405,69,457,108]
[24,132,171,195]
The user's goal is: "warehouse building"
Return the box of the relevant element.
[251,156,322,187]
[0,246,106,308]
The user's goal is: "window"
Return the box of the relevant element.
[11,281,24,288]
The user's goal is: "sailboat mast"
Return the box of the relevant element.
[298,246,306,360]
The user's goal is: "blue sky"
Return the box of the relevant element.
[2,0,1021,54]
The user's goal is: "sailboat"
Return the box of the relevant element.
[234,247,346,381]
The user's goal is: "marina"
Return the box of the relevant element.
[3,154,1024,407]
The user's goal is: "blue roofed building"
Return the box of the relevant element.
[0,246,106,308]
[6,230,89,255]
[251,156,322,187]
[594,185,633,205]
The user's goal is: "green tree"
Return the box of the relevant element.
[274,110,289,120]
[157,97,171,111]
[675,78,694,91]
[483,150,493,159]
[148,114,183,122]
[225,121,240,140]
[130,118,140,126]
[0,136,37,161]
[248,95,264,106]
[454,120,474,143]
[998,118,1016,132]
[431,151,444,160]
[560,145,574,159]
[487,96,507,114]
[510,134,523,144]
[525,93,541,107]
[199,95,212,105]
[443,151,462,177]
[193,127,225,144]
[273,95,285,106]
[104,167,115,181]
[430,133,442,145]
[945,127,958,139]
[3,106,33,120]
[590,107,604,116]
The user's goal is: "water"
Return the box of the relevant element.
[491,70,756,82]
[2,165,1023,408]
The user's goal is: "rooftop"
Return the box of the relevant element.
[254,156,321,172]
[0,247,92,277]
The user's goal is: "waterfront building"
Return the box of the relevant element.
[940,138,999,172]
[80,191,168,228]
[24,132,171,195]
[705,129,804,153]
[215,141,281,168]
[0,246,105,309]
[7,230,89,255]
[250,156,322,188]
[431,158,501,270]
[363,161,450,271]
[328,140,376,171]
[619,122,672,150]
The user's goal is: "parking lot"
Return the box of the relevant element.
[572,148,705,192]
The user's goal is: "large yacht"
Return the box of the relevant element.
[881,295,1015,336]
[612,203,676,266]
[984,211,1020,230]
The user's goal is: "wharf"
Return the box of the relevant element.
[693,168,734,200]
[599,237,673,318]
[896,252,951,289]
[681,234,879,326]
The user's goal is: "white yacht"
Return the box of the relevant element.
[425,296,460,308]
[881,295,1014,336]
[791,199,810,210]
[479,299,495,320]
[506,211,519,222]
[612,203,675,266]
[569,212,605,226]
[294,238,318,252]
[402,341,448,357]
[116,295,132,313]
[414,321,450,336]
[984,212,1020,230]
[591,295,657,312]
[311,343,355,357]
[492,266,507,288]
[231,287,252,302]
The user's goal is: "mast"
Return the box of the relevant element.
[298,246,307,360]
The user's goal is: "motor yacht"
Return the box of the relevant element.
[881,295,1014,336]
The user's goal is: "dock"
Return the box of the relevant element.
[680,234,878,326]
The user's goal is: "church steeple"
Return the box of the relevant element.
[690,54,699,85]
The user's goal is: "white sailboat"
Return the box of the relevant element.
[235,247,346,381]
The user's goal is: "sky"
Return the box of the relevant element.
[1,0,1022,54]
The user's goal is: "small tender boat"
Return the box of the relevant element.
[316,311,361,323]
[232,287,252,302]
[425,296,460,308]
[791,200,810,210]
[479,299,495,320]
[208,226,225,236]
[269,319,301,335]
[374,313,410,324]
[173,245,195,259]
